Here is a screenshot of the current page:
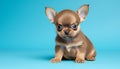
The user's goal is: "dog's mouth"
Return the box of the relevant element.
[63,36,73,39]
[62,36,74,42]
[63,36,71,38]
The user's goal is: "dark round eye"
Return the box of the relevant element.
[57,24,62,31]
[71,24,77,30]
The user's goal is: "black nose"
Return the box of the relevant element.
[64,31,69,35]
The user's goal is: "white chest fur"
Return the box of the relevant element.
[57,41,83,52]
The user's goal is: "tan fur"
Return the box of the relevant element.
[45,4,96,63]
[50,45,63,63]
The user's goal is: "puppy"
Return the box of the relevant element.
[45,4,96,63]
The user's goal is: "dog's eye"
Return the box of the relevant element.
[71,24,77,30]
[57,24,62,31]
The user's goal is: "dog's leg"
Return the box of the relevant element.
[86,49,96,61]
[75,45,86,63]
[50,45,63,63]
[84,36,96,61]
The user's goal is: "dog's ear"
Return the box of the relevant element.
[77,4,89,22]
[45,7,57,23]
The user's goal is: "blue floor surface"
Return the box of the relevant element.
[0,49,120,69]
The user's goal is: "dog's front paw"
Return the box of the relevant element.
[50,58,61,63]
[75,58,85,63]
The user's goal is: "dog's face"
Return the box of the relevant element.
[45,5,89,39]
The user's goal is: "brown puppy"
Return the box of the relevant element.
[45,4,96,63]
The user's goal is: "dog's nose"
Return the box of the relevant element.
[64,30,69,35]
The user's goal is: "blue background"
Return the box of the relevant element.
[0,0,120,69]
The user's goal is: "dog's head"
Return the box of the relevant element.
[45,4,89,39]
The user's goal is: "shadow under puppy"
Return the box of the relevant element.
[45,4,96,63]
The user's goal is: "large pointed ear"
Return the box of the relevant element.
[45,7,57,23]
[77,4,89,22]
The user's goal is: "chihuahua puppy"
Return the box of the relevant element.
[45,4,96,63]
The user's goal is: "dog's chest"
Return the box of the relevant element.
[66,41,83,52]
[65,45,77,52]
